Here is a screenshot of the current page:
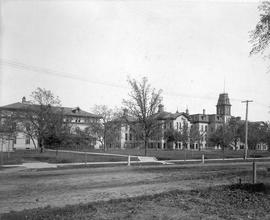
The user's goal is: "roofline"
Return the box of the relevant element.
[0,102,101,118]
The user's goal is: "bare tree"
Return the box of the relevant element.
[123,77,162,156]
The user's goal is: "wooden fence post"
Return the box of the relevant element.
[128,155,131,166]
[252,161,257,184]
[202,154,205,164]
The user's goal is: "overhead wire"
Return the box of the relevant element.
[0,58,269,110]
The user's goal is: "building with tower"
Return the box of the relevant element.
[190,93,233,149]
[107,92,236,150]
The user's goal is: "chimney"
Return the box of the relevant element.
[22,96,26,103]
[203,109,206,115]
[158,104,164,113]
[186,108,189,115]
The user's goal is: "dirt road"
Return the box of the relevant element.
[1,162,270,214]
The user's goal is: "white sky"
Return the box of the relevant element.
[0,0,269,121]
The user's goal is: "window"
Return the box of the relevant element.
[176,122,178,130]
[179,123,182,129]
[25,135,30,145]
[125,133,128,141]
[129,133,132,141]
[201,125,203,131]
[205,125,208,132]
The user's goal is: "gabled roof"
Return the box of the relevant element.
[152,111,190,121]
[109,114,137,123]
[151,111,174,120]
[0,102,101,118]
[108,109,190,124]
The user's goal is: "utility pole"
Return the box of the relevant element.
[241,100,253,160]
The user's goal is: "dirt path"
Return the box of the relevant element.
[0,163,269,214]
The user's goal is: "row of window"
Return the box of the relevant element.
[176,122,182,130]
[125,133,132,141]
[201,125,208,132]
[64,118,83,123]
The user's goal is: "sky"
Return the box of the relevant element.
[0,0,269,121]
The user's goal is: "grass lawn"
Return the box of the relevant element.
[1,183,270,220]
[81,148,270,160]
[0,149,136,165]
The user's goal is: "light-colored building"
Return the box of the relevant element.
[107,104,192,150]
[0,97,101,151]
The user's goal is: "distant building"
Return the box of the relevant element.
[105,92,269,151]
[190,93,233,149]
[0,97,102,151]
[107,104,192,150]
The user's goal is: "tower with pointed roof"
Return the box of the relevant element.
[216,93,231,123]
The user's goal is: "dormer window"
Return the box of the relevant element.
[72,107,80,113]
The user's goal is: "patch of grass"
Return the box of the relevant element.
[0,150,137,165]
[86,148,270,161]
[2,184,270,220]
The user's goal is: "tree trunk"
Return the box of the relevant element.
[144,138,147,156]
[1,138,3,165]
[7,138,10,158]
[103,135,106,152]
[39,137,44,153]
[29,135,37,149]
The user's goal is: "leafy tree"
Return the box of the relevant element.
[87,105,120,151]
[123,77,162,156]
[263,121,270,149]
[189,125,204,150]
[43,109,71,150]
[227,117,242,149]
[250,1,270,57]
[164,128,181,149]
[208,125,234,153]
[161,121,189,149]
[238,121,270,150]
[17,88,63,152]
[0,113,17,158]
[180,121,190,148]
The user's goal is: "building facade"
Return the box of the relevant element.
[189,93,232,149]
[107,93,237,150]
[0,97,101,151]
[106,104,192,150]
